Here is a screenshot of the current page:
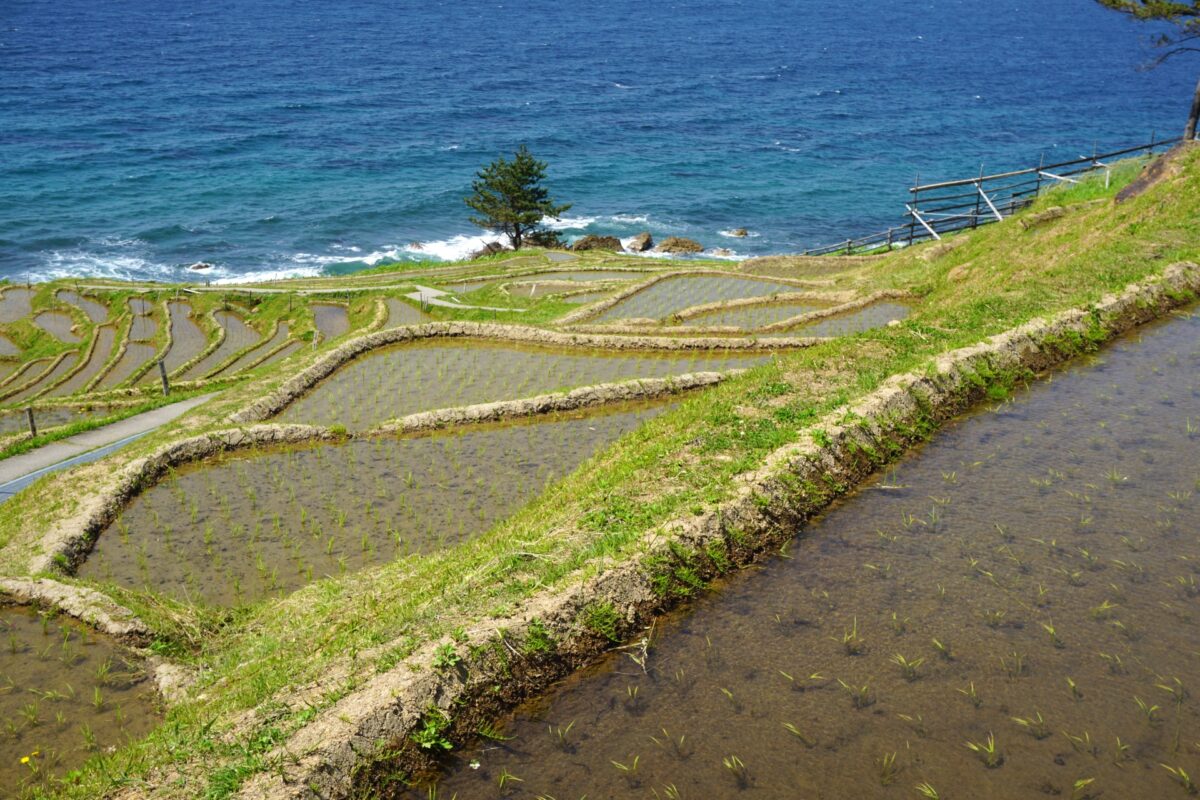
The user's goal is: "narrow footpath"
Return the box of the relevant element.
[0,393,217,503]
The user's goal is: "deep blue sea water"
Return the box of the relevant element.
[0,0,1194,283]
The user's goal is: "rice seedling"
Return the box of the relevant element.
[836,617,865,656]
[965,732,1003,768]
[722,754,750,790]
[496,768,523,789]
[958,682,982,708]
[877,751,900,786]
[1001,651,1027,679]
[1067,676,1084,701]
[1062,730,1098,757]
[1160,763,1198,794]
[1011,711,1050,739]
[611,755,641,788]
[914,782,941,799]
[1072,777,1097,800]
[897,713,927,737]
[891,653,924,681]
[649,728,689,759]
[781,722,815,748]
[836,678,874,709]
[1041,622,1065,648]
[930,638,953,661]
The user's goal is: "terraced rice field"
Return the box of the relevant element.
[0,335,18,357]
[158,301,207,375]
[0,606,159,796]
[32,312,81,343]
[275,340,766,430]
[681,301,827,329]
[563,290,614,305]
[424,309,1200,800]
[50,327,119,397]
[127,297,153,316]
[181,311,260,380]
[384,299,429,327]
[97,342,157,390]
[81,403,669,605]
[593,275,799,322]
[777,301,912,337]
[5,354,80,404]
[212,322,292,377]
[0,405,116,434]
[0,288,34,323]
[126,313,158,343]
[58,291,109,323]
[312,303,350,341]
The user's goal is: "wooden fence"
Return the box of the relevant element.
[802,135,1182,256]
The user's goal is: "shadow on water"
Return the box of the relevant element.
[420,309,1200,799]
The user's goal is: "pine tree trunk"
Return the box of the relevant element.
[1187,72,1200,141]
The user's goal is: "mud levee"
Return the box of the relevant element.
[0,578,194,703]
[233,262,1200,799]
[229,322,808,425]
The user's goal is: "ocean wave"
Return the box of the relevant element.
[541,215,598,230]
[209,264,325,285]
[718,229,761,239]
[402,231,505,262]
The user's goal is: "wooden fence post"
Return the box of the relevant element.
[158,360,170,396]
[26,407,36,437]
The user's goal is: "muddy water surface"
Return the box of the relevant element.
[681,301,827,329]
[57,291,108,324]
[275,340,765,430]
[97,342,156,389]
[0,288,34,323]
[182,311,260,380]
[51,327,118,397]
[425,310,1200,800]
[384,299,429,327]
[313,303,350,341]
[81,403,669,605]
[32,312,81,343]
[0,405,116,434]
[0,606,158,798]
[594,276,798,322]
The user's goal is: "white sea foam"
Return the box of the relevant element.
[401,231,504,262]
[611,214,650,224]
[718,229,761,239]
[541,215,597,230]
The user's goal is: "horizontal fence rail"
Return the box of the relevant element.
[802,135,1183,256]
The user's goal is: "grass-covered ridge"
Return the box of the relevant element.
[0,146,1197,797]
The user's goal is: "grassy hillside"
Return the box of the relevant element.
[4,145,1198,798]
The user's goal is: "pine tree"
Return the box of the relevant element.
[1097,0,1200,139]
[464,146,572,250]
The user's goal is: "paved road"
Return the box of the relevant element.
[0,393,217,502]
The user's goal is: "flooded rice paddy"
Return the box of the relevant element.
[32,312,81,344]
[275,340,766,430]
[385,299,429,327]
[0,335,18,357]
[7,354,79,404]
[80,403,669,606]
[57,292,108,324]
[182,311,260,380]
[0,405,115,434]
[213,322,292,377]
[127,297,152,317]
[593,276,799,323]
[313,303,350,341]
[97,342,157,390]
[563,290,614,305]
[681,302,826,329]
[424,310,1200,800]
[53,327,117,397]
[126,312,157,343]
[157,301,206,374]
[0,289,34,324]
[0,606,158,797]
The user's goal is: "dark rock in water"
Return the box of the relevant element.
[711,247,735,257]
[470,242,507,259]
[655,236,704,254]
[409,241,424,251]
[626,231,654,252]
[187,261,214,271]
[572,235,623,252]
[730,228,749,238]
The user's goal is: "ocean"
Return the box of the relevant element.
[0,0,1193,283]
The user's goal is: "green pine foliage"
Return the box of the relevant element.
[464,145,572,250]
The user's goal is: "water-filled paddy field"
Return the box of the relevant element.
[275,340,766,430]
[0,606,158,796]
[0,405,116,434]
[313,303,350,341]
[422,310,1200,799]
[593,276,799,323]
[80,402,669,605]
[32,312,81,343]
[384,299,429,327]
[681,302,826,329]
[181,311,260,380]
[57,291,108,324]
